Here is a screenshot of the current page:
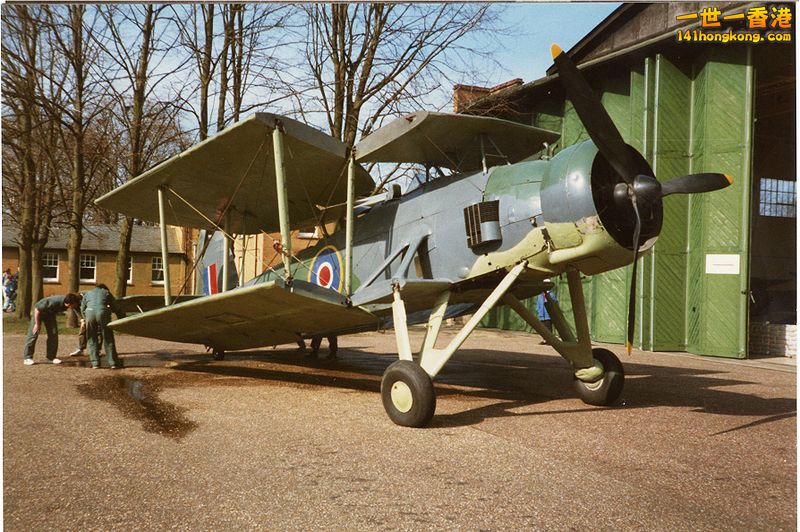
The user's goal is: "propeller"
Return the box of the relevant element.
[550,44,733,354]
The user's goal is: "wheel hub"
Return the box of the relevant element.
[390,381,413,413]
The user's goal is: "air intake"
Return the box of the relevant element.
[464,200,501,248]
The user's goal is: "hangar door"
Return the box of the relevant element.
[748,44,796,357]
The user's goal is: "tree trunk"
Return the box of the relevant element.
[199,4,214,140]
[14,5,39,319]
[114,5,154,297]
[114,217,134,297]
[15,248,33,319]
[65,5,86,328]
[66,139,85,327]
[231,5,244,122]
[31,243,45,304]
[216,5,233,132]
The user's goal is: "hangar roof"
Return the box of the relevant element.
[461,2,753,114]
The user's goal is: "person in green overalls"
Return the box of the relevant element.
[80,283,126,369]
[23,293,82,365]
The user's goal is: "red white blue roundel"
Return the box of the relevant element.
[308,245,343,292]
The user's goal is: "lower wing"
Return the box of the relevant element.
[108,280,380,351]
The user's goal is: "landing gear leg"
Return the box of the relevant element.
[383,262,528,427]
[503,268,624,406]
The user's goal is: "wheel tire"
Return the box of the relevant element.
[573,348,624,406]
[381,360,436,427]
[212,349,225,361]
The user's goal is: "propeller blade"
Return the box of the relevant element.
[551,44,640,185]
[661,173,733,197]
[626,198,642,355]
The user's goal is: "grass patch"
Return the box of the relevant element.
[3,313,81,336]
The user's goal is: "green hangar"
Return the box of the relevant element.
[466,3,795,359]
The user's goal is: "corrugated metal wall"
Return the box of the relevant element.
[484,47,754,358]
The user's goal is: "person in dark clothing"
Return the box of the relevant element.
[81,283,126,369]
[536,289,557,345]
[307,336,338,359]
[70,320,88,357]
[69,291,90,357]
[23,293,82,365]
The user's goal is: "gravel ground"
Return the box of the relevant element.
[3,327,796,530]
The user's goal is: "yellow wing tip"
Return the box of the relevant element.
[551,44,563,59]
[724,174,734,185]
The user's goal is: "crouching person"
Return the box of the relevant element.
[81,283,126,369]
[23,292,82,365]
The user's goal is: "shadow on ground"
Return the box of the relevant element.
[88,345,796,432]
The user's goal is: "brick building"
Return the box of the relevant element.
[2,224,189,297]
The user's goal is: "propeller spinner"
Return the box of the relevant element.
[550,44,733,354]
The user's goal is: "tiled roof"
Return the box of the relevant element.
[2,223,185,255]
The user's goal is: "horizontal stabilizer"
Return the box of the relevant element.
[109,279,380,351]
[95,113,374,234]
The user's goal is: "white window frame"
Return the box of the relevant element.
[151,256,164,285]
[127,256,134,285]
[298,226,322,240]
[42,252,59,283]
[79,254,96,283]
[759,178,796,218]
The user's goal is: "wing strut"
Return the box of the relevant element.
[345,153,356,296]
[222,212,232,291]
[157,186,173,305]
[272,121,292,279]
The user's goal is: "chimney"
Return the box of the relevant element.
[453,78,524,113]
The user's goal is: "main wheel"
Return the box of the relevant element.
[381,360,436,427]
[573,348,624,406]
[212,349,225,361]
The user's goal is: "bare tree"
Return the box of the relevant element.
[298,4,501,148]
[173,4,292,138]
[95,4,188,296]
[2,5,45,318]
[222,4,293,126]
[37,5,113,325]
[216,5,234,132]
[171,4,217,141]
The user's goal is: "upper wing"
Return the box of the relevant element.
[355,111,560,172]
[108,279,380,351]
[95,113,374,235]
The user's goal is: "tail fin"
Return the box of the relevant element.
[196,230,239,295]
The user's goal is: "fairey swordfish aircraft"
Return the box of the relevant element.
[96,47,732,427]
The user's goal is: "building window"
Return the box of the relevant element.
[79,254,96,283]
[297,227,321,240]
[759,178,796,218]
[42,252,59,282]
[126,256,133,285]
[151,256,164,284]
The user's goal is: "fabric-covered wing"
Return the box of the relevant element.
[355,111,559,172]
[95,113,374,235]
[116,295,204,314]
[108,280,380,351]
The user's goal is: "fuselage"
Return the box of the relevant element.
[250,139,655,311]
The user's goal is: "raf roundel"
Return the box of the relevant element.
[308,245,343,292]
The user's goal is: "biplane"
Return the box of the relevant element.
[96,46,731,427]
